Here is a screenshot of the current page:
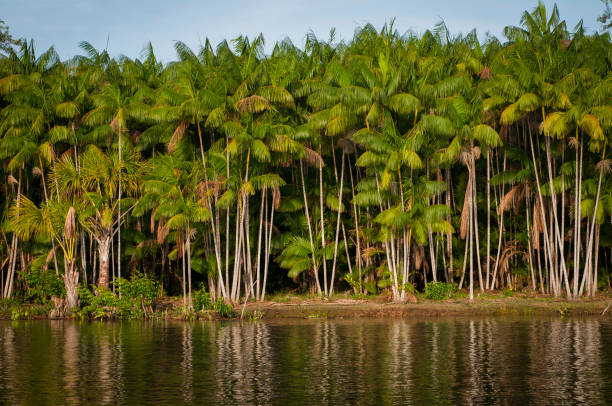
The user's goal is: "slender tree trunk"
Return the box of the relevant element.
[39,157,59,275]
[300,160,322,295]
[471,152,484,293]
[469,178,474,301]
[348,156,362,293]
[528,125,558,296]
[181,235,186,308]
[486,150,491,289]
[187,226,192,309]
[580,159,604,296]
[225,137,231,299]
[4,168,22,299]
[255,189,265,300]
[544,136,571,297]
[319,146,328,297]
[329,151,345,296]
[261,188,275,302]
[446,167,453,283]
[118,122,122,284]
[491,152,506,290]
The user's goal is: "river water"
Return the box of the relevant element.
[1,317,611,405]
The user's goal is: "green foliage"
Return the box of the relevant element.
[502,289,515,297]
[78,273,160,320]
[0,2,610,306]
[193,285,212,311]
[20,269,65,304]
[424,282,458,300]
[212,298,233,318]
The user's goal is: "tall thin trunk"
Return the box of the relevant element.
[544,136,571,297]
[225,136,231,299]
[319,146,328,297]
[471,152,484,293]
[528,125,558,296]
[348,156,362,293]
[39,157,59,275]
[181,234,186,308]
[187,226,192,309]
[255,188,265,300]
[4,168,22,299]
[468,178,474,301]
[580,158,604,296]
[486,150,491,289]
[117,122,122,284]
[261,188,275,301]
[329,151,345,296]
[300,160,322,295]
[446,167,453,283]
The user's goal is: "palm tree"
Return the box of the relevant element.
[10,197,81,312]
[134,153,210,309]
[82,80,147,284]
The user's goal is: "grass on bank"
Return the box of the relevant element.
[2,275,611,321]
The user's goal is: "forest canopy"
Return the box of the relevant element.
[0,1,610,314]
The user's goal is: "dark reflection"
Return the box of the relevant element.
[0,318,611,405]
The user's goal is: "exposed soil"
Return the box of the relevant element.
[3,292,612,321]
[236,295,612,320]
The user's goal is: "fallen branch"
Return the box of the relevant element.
[602,301,611,316]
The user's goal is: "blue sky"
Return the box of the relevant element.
[1,0,605,63]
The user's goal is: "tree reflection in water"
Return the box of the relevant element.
[0,318,610,405]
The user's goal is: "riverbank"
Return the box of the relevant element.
[3,291,612,321]
[239,295,612,320]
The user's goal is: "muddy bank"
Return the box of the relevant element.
[2,294,611,321]
[238,297,612,320]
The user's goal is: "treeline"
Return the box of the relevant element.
[0,2,610,312]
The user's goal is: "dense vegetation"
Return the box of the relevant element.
[0,2,610,314]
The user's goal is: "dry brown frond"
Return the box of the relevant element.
[236,95,269,114]
[532,199,543,249]
[302,147,324,167]
[197,180,224,201]
[479,66,491,80]
[498,241,528,279]
[413,244,424,270]
[460,176,472,239]
[361,246,382,259]
[338,137,355,154]
[595,159,612,174]
[64,207,76,241]
[157,217,169,244]
[472,146,481,160]
[168,121,188,153]
[150,204,158,234]
[110,117,119,132]
[272,186,281,209]
[44,246,57,271]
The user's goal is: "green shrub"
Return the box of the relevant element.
[78,272,160,319]
[213,298,232,318]
[20,269,65,304]
[502,289,515,297]
[193,285,211,311]
[424,282,457,300]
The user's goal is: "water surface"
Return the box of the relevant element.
[1,317,611,405]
